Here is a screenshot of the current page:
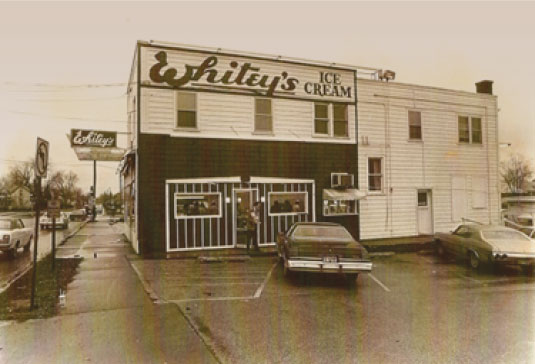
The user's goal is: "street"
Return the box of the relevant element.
[0,213,84,292]
[132,252,535,364]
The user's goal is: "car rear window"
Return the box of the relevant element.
[482,230,531,241]
[0,220,12,229]
[293,225,353,239]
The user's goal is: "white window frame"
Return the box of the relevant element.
[174,192,222,219]
[367,157,384,193]
[408,110,422,141]
[458,115,483,145]
[174,91,198,130]
[313,102,330,136]
[331,173,354,188]
[267,191,308,217]
[253,97,274,134]
[323,199,358,216]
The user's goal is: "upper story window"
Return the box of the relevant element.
[368,157,383,192]
[255,98,273,133]
[314,103,349,137]
[408,111,422,140]
[458,116,482,144]
[176,91,197,129]
[333,104,348,137]
[314,103,329,135]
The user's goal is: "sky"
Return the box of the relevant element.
[0,1,534,195]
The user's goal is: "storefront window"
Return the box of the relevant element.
[268,192,307,216]
[174,193,221,219]
[323,199,357,216]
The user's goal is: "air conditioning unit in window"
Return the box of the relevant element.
[331,173,354,189]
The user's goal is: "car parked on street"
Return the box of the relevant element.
[0,217,33,259]
[435,223,535,274]
[69,209,87,222]
[40,212,69,230]
[277,222,372,281]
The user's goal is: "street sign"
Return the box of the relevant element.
[47,199,60,219]
[35,137,49,178]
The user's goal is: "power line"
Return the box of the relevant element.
[1,82,127,88]
[6,110,127,123]
[16,94,127,102]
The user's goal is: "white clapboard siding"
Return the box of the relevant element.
[358,78,500,240]
[140,86,356,144]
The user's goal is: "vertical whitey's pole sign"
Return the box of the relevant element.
[30,137,49,310]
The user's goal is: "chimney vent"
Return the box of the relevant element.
[475,80,493,95]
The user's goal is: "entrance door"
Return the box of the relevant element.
[417,189,433,235]
[233,189,258,248]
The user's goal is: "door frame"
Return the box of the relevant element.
[232,188,259,248]
[417,189,434,235]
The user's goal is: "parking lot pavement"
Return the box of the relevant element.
[131,252,535,364]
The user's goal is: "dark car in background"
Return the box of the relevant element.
[277,222,372,282]
[435,223,535,274]
[69,209,87,222]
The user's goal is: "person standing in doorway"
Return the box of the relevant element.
[247,202,261,252]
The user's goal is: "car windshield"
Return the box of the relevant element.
[293,225,353,240]
[482,230,531,242]
[0,220,12,229]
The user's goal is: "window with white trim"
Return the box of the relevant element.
[368,158,383,192]
[324,199,357,216]
[333,104,348,137]
[458,116,482,144]
[176,91,197,129]
[314,103,329,135]
[408,111,422,140]
[314,103,348,137]
[174,193,221,219]
[255,98,272,132]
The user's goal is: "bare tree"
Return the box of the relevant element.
[501,154,533,193]
[5,159,34,192]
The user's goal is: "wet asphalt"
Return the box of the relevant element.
[132,251,535,364]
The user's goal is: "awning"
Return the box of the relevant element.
[323,189,367,201]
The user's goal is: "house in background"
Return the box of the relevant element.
[8,186,32,210]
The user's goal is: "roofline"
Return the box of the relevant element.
[137,39,381,74]
[357,77,497,99]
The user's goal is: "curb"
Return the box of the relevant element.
[58,220,88,247]
[363,241,436,253]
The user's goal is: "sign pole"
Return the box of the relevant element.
[93,160,97,222]
[51,216,56,271]
[30,177,41,310]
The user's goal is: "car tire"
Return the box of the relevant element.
[283,260,294,279]
[469,251,480,270]
[436,242,446,257]
[346,273,359,283]
[8,243,18,259]
[23,236,32,252]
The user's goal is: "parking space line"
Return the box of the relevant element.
[254,261,279,298]
[368,273,391,292]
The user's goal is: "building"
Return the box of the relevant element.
[122,40,500,256]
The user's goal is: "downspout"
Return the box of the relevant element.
[354,71,360,240]
[136,43,141,254]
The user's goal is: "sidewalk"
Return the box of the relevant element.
[0,221,218,364]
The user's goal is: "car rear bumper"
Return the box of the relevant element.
[492,253,535,266]
[286,259,373,273]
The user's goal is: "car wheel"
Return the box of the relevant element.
[8,243,19,259]
[346,273,359,283]
[283,259,294,279]
[23,236,32,252]
[522,265,534,275]
[436,242,446,257]
[469,251,480,270]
